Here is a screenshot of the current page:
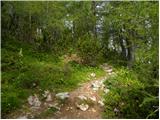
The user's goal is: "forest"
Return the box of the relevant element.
[1,1,159,119]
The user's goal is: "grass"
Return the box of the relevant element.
[1,38,106,118]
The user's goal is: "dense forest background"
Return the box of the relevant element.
[1,1,159,119]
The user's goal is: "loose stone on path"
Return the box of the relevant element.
[27,94,41,107]
[55,92,69,100]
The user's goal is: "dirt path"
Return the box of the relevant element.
[52,63,113,119]
[8,63,113,119]
[53,76,108,119]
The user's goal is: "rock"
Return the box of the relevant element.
[55,92,69,100]
[89,96,96,102]
[28,94,41,107]
[42,90,52,102]
[98,100,104,107]
[91,80,104,91]
[108,72,112,75]
[91,108,96,112]
[76,103,89,111]
[32,83,36,87]
[77,95,87,101]
[90,73,96,77]
[46,93,52,102]
[104,89,110,94]
[50,103,61,111]
[100,84,105,90]
[107,69,112,73]
[93,87,99,91]
[44,102,47,106]
[114,108,119,113]
[42,90,50,98]
[66,106,73,111]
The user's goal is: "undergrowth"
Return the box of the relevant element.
[1,39,106,118]
[103,67,159,119]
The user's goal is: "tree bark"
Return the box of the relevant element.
[126,39,135,68]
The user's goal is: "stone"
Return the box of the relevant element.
[28,94,41,107]
[108,72,112,75]
[76,103,89,111]
[100,84,105,90]
[32,83,36,87]
[91,108,96,112]
[98,100,104,107]
[89,96,96,102]
[114,108,119,113]
[93,87,99,91]
[55,92,69,100]
[42,90,50,98]
[77,95,87,101]
[46,93,52,102]
[104,89,110,94]
[90,73,96,77]
[107,69,112,73]
[48,103,60,110]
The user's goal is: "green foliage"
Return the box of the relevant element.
[103,68,158,119]
[1,84,29,117]
[1,39,106,117]
[1,1,158,119]
[77,34,104,66]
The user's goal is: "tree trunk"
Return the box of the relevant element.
[119,34,127,60]
[126,39,135,68]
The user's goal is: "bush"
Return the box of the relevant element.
[103,68,159,119]
[77,34,104,66]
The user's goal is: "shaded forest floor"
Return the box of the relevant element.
[2,39,158,119]
[2,39,108,118]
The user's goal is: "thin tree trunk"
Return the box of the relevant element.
[126,39,135,68]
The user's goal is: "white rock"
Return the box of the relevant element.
[98,100,104,107]
[100,84,105,90]
[43,90,50,98]
[107,69,112,73]
[76,103,89,111]
[108,72,112,75]
[56,92,69,100]
[91,81,102,91]
[48,103,60,111]
[89,96,96,102]
[104,89,110,94]
[32,83,36,87]
[90,73,96,77]
[114,108,119,113]
[93,88,98,91]
[77,95,87,101]
[27,94,41,107]
[46,94,52,102]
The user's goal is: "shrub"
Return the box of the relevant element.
[77,34,104,66]
[103,68,159,119]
